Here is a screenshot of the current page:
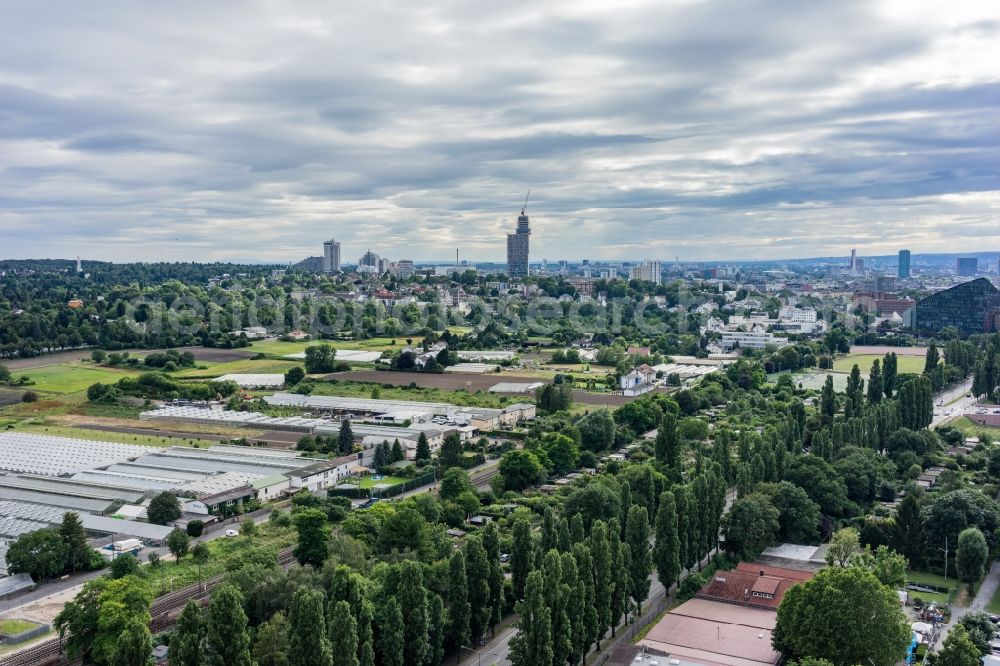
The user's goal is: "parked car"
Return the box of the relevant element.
[225,529,239,537]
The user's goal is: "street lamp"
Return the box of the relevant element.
[460,645,482,666]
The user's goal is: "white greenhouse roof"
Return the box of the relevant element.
[0,433,156,476]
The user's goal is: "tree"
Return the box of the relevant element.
[511,517,533,600]
[415,431,431,462]
[379,598,405,666]
[590,520,613,647]
[892,493,925,567]
[482,522,505,630]
[167,529,191,562]
[723,493,780,560]
[883,352,897,398]
[564,483,620,532]
[192,542,210,586]
[186,520,204,537]
[111,618,153,666]
[439,466,473,500]
[956,611,995,657]
[956,527,988,584]
[783,455,850,516]
[498,450,544,491]
[867,359,883,404]
[653,491,681,591]
[773,566,910,666]
[111,553,142,579]
[147,491,182,525]
[825,527,860,567]
[60,512,91,573]
[653,412,680,470]
[820,374,836,424]
[0,362,11,382]
[438,433,463,468]
[284,366,305,386]
[288,587,333,666]
[205,585,251,666]
[577,408,616,453]
[464,538,491,646]
[6,528,67,580]
[390,438,404,463]
[508,571,553,666]
[293,508,330,567]
[625,505,651,609]
[170,601,205,666]
[447,550,471,650]
[329,601,360,666]
[427,593,445,666]
[304,344,337,373]
[540,432,579,474]
[755,482,820,544]
[398,560,430,665]
[924,343,940,375]
[55,575,154,665]
[252,612,290,666]
[923,489,1000,561]
[935,624,981,666]
[338,419,354,455]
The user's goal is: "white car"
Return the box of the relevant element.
[225,529,239,537]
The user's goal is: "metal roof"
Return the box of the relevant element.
[0,486,116,514]
[0,474,146,503]
[0,433,156,476]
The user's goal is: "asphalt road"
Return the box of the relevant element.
[932,378,976,427]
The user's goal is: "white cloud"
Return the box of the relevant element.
[0,0,998,263]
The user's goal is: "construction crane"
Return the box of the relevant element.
[521,188,531,215]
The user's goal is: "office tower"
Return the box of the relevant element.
[358,250,381,273]
[506,196,531,278]
[855,257,865,273]
[322,239,341,273]
[957,257,978,277]
[850,249,857,272]
[628,260,662,285]
[898,249,910,279]
[395,259,415,278]
[912,278,1000,335]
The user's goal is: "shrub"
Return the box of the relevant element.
[186,520,204,537]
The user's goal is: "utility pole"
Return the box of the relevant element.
[938,537,950,586]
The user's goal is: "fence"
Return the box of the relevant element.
[0,624,50,646]
[327,471,437,499]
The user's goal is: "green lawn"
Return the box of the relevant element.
[16,363,141,394]
[358,475,408,489]
[833,354,925,375]
[305,380,519,408]
[945,416,1000,439]
[907,569,957,605]
[0,619,40,635]
[248,337,404,357]
[173,358,301,379]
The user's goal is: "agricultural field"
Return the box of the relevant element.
[305,379,517,408]
[833,353,925,375]
[15,363,141,394]
[247,337,405,357]
[172,357,302,379]
[780,371,855,392]
[12,422,217,448]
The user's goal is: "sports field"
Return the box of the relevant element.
[832,353,925,375]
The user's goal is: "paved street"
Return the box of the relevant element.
[931,378,975,427]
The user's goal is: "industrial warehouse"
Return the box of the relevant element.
[0,433,367,575]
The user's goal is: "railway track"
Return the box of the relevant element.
[0,547,296,666]
[471,466,500,487]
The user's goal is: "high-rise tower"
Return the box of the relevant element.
[898,249,910,278]
[506,191,531,278]
[323,239,341,273]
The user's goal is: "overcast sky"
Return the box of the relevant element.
[1,0,998,264]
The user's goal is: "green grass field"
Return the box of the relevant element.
[152,521,296,589]
[988,582,1000,613]
[248,337,405,357]
[833,354,925,375]
[0,619,39,635]
[306,380,518,408]
[944,416,1000,439]
[16,363,141,394]
[358,475,408,489]
[173,358,302,379]
[907,569,957,605]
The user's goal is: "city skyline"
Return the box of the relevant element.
[1,1,998,263]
